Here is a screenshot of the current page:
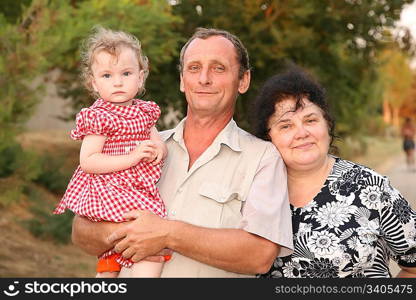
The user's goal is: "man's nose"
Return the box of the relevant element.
[198,68,212,85]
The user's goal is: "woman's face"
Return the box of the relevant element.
[268,97,331,172]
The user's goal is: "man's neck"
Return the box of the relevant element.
[183,112,233,169]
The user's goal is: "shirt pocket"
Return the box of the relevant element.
[198,182,245,228]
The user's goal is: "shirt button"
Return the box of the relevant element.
[178,187,183,193]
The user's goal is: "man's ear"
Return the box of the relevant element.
[180,74,185,93]
[238,70,251,94]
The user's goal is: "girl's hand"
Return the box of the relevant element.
[130,140,157,164]
[150,140,167,165]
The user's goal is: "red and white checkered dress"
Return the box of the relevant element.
[54,98,167,267]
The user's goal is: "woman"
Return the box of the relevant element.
[401,117,415,171]
[251,67,416,278]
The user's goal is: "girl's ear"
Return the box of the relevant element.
[138,69,145,87]
[91,76,98,93]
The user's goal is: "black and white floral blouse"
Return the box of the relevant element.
[260,157,416,278]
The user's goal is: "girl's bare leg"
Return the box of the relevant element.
[118,261,164,278]
[96,271,119,278]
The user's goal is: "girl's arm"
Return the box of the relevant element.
[79,134,156,174]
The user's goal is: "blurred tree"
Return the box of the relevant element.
[171,0,413,134]
[0,0,32,23]
[31,0,183,127]
[379,46,414,127]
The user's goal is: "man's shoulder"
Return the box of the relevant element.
[235,126,280,158]
[236,126,275,148]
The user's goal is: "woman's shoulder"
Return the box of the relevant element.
[331,156,388,183]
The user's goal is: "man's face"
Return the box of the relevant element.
[180,36,250,119]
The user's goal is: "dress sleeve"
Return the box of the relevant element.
[138,100,161,128]
[70,108,115,140]
[379,178,416,267]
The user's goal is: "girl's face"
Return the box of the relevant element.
[91,46,143,106]
[267,97,331,172]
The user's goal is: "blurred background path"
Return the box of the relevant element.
[383,155,416,276]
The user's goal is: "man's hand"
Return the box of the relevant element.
[108,210,170,262]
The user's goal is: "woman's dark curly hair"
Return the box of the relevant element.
[250,66,336,150]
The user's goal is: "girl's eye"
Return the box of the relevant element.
[102,74,111,78]
[123,71,131,76]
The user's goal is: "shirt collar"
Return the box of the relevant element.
[165,118,242,152]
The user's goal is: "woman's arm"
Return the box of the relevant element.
[79,135,156,174]
[396,266,416,278]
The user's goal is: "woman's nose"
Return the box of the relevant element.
[294,125,309,138]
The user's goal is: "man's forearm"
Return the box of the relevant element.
[166,220,280,274]
[71,215,119,256]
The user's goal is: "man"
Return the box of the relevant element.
[72,28,293,277]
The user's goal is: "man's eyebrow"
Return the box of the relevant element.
[185,59,226,65]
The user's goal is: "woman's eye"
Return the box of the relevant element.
[306,118,317,123]
[279,124,291,130]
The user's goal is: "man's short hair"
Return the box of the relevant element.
[178,27,250,79]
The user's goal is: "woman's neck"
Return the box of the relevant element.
[287,155,335,207]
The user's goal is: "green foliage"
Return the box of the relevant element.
[22,185,73,244]
[0,183,24,207]
[171,0,413,133]
[0,138,24,178]
[33,151,73,194]
[23,210,74,244]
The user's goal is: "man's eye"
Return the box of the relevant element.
[188,65,200,72]
[279,124,291,130]
[213,65,225,72]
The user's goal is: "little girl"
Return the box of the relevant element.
[54,26,167,278]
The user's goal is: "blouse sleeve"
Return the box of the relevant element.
[137,100,161,128]
[70,108,115,140]
[379,178,416,267]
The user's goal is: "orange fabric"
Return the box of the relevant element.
[96,254,122,273]
[164,255,172,262]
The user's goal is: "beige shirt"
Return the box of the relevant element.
[158,118,293,277]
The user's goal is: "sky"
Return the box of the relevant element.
[397,0,416,67]
[398,0,416,38]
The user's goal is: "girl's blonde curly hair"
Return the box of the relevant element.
[80,26,149,97]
